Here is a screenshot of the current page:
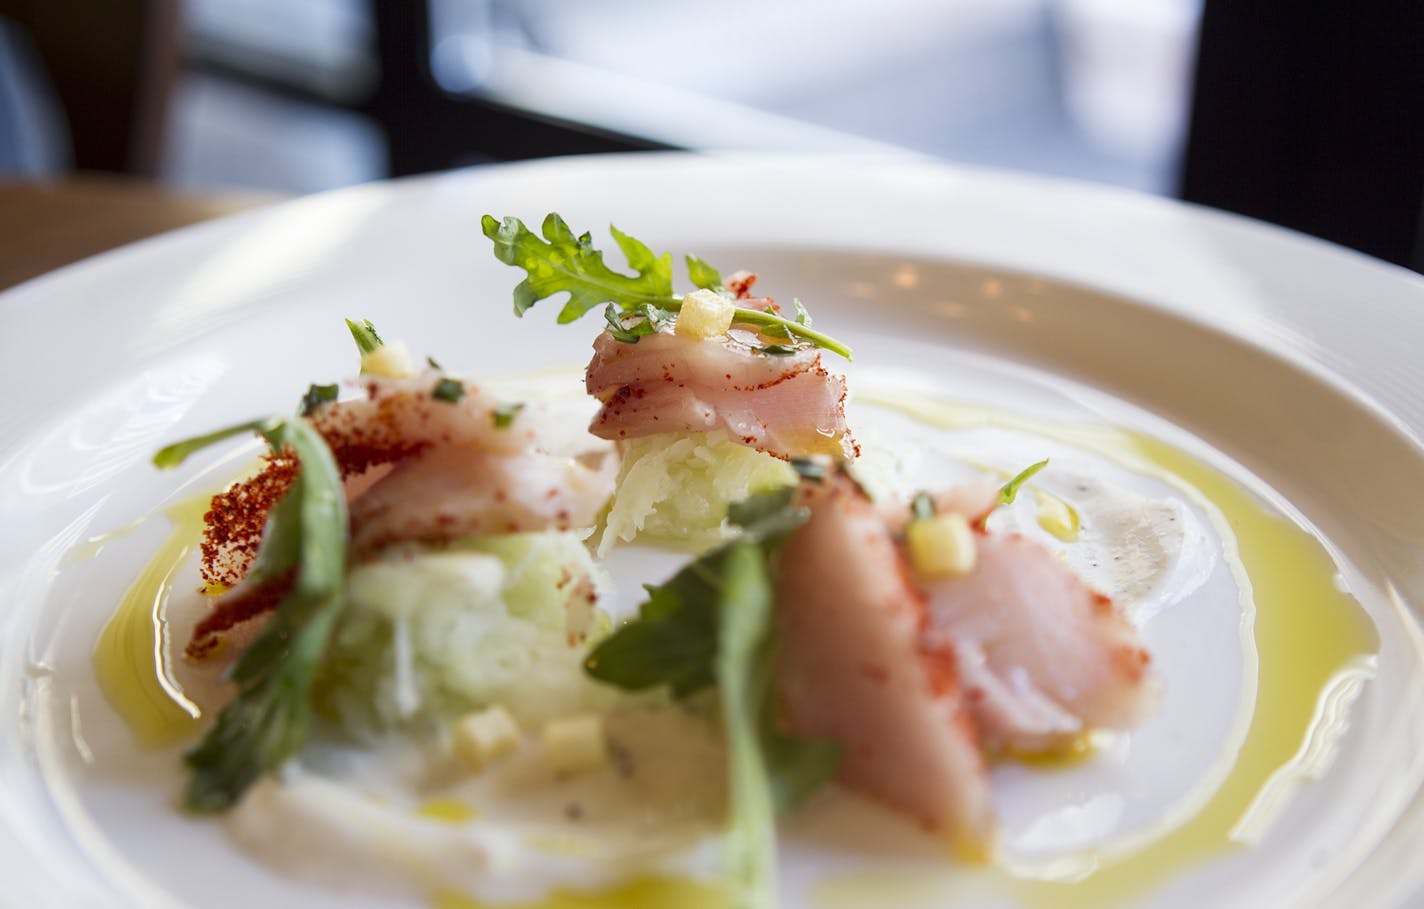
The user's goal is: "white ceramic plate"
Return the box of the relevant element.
[2,154,1423,909]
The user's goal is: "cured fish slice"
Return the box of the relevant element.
[348,445,615,557]
[305,371,534,473]
[584,328,855,460]
[774,475,994,854]
[918,531,1158,753]
[200,371,541,587]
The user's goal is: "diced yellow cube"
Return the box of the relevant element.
[452,706,521,768]
[361,339,416,378]
[541,714,608,775]
[907,512,977,577]
[1034,492,1081,542]
[675,288,735,340]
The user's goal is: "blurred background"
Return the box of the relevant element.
[1,0,1421,275]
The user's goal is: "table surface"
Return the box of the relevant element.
[0,175,281,292]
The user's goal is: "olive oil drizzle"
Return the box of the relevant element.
[91,496,210,747]
[835,392,1380,908]
[432,877,728,909]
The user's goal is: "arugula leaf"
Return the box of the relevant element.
[999,459,1049,505]
[686,254,724,291]
[482,213,853,360]
[717,542,779,909]
[155,417,349,812]
[345,318,383,358]
[582,578,718,698]
[585,487,839,908]
[481,213,674,322]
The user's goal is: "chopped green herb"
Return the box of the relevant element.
[757,344,798,357]
[426,355,443,371]
[299,383,339,416]
[759,301,811,342]
[156,417,348,812]
[585,487,839,908]
[345,318,384,362]
[431,378,466,403]
[481,213,853,360]
[602,302,674,344]
[791,299,812,327]
[911,492,936,522]
[492,402,525,429]
[786,461,831,484]
[760,306,791,341]
[789,458,827,482]
[999,459,1049,505]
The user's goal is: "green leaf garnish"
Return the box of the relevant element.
[345,318,383,360]
[156,417,348,812]
[999,459,1049,505]
[432,377,466,403]
[757,344,798,357]
[759,301,811,342]
[482,213,673,322]
[153,419,281,469]
[788,458,827,482]
[299,383,338,416]
[482,213,852,360]
[492,402,525,429]
[426,355,443,370]
[585,487,838,908]
[686,254,723,291]
[911,492,936,522]
[717,542,780,909]
[602,302,674,344]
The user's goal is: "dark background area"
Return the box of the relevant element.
[1,0,1421,272]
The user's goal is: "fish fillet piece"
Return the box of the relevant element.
[585,328,855,460]
[774,476,994,854]
[348,445,615,557]
[200,371,546,586]
[305,371,534,472]
[919,531,1158,753]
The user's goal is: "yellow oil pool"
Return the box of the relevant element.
[91,495,210,747]
[434,878,727,909]
[817,392,1380,908]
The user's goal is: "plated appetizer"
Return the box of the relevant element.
[102,212,1361,909]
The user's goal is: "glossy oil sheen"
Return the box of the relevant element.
[822,393,1381,908]
[433,878,727,909]
[91,496,210,747]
